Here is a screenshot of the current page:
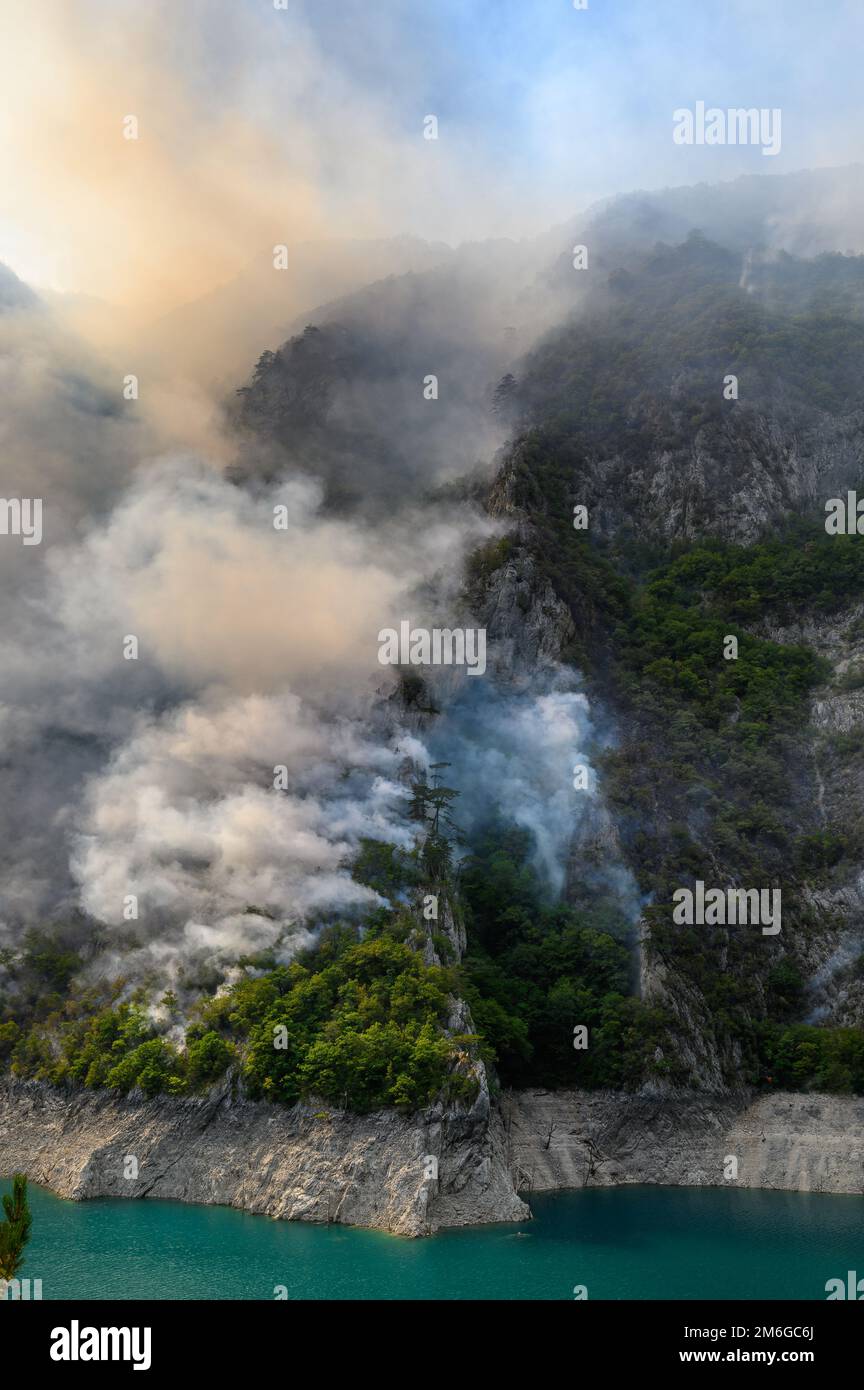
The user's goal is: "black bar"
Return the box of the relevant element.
[9,1297,861,1376]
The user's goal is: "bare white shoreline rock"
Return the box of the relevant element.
[0,1078,528,1237]
[2,1081,861,1235]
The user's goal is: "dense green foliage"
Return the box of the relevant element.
[520,234,864,437]
[643,529,864,623]
[0,923,476,1113]
[761,1023,864,1093]
[204,929,476,1111]
[458,825,680,1089]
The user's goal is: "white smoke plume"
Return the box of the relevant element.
[0,419,494,984]
[70,690,424,990]
[427,673,595,894]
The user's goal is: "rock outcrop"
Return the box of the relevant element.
[0,1078,528,1237]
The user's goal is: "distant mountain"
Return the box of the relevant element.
[545,164,864,298]
[229,166,864,530]
[503,230,864,548]
[229,237,559,513]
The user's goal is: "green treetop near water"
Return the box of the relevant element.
[0,1174,32,1284]
[0,780,479,1113]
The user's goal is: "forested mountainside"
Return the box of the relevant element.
[5,174,864,1108]
[474,233,864,1093]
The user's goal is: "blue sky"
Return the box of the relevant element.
[280,0,864,231]
[2,0,862,301]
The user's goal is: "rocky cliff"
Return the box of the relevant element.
[503,1089,864,1196]
[0,1078,527,1237]
[2,1082,860,1235]
[752,603,864,1027]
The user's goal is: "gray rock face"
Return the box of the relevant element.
[478,548,575,677]
[419,891,466,968]
[3,1081,860,1236]
[492,409,864,549]
[754,605,864,1026]
[638,935,730,1092]
[503,1089,864,1196]
[0,1078,528,1237]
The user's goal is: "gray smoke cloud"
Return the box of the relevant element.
[69,690,427,991]
[0,312,497,987]
[427,670,595,893]
[425,666,641,926]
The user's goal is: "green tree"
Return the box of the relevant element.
[0,1174,32,1284]
[186,1032,234,1090]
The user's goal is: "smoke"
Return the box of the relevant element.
[0,301,147,572]
[2,0,863,1005]
[0,418,495,985]
[0,2,327,318]
[0,1,504,463]
[422,666,641,929]
[426,672,592,894]
[69,690,423,991]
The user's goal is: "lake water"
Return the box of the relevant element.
[11,1182,864,1300]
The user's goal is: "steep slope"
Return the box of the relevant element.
[7,172,864,1134]
[228,237,563,513]
[474,236,864,1091]
[218,188,864,1097]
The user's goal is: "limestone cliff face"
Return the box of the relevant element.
[587,406,864,547]
[419,891,466,969]
[3,1081,860,1234]
[0,1078,527,1237]
[503,1089,864,1196]
[637,935,730,1093]
[477,546,575,678]
[491,407,864,551]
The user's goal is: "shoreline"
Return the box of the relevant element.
[2,1080,861,1236]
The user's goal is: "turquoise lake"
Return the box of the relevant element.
[9,1183,864,1300]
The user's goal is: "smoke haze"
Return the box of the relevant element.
[2,0,864,998]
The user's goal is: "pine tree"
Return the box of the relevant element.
[0,1174,32,1283]
[492,373,518,418]
[409,763,460,881]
